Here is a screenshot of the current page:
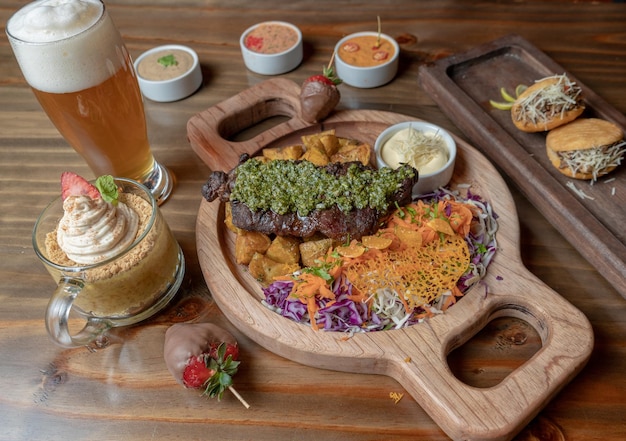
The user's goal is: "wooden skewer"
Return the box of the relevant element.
[228,386,250,409]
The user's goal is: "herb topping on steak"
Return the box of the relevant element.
[202,154,418,240]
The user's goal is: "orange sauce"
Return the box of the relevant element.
[338,35,395,67]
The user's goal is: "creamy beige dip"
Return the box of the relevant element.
[382,127,448,174]
[338,35,395,67]
[137,49,194,81]
[244,23,298,54]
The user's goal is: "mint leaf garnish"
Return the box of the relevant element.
[95,175,119,205]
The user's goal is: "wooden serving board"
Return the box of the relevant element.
[188,78,593,441]
[418,34,626,298]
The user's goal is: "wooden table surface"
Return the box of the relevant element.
[1,1,625,440]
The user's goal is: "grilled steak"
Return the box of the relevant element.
[227,201,381,240]
[202,154,418,241]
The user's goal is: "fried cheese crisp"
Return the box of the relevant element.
[342,234,470,310]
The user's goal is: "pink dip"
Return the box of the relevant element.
[244,23,298,54]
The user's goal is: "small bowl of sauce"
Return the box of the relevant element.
[334,31,399,88]
[134,45,202,102]
[374,121,457,196]
[240,21,303,75]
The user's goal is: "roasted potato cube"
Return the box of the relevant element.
[300,145,329,166]
[224,202,242,234]
[338,137,359,148]
[299,238,333,267]
[301,129,336,151]
[235,231,272,265]
[248,253,270,284]
[319,134,341,157]
[248,253,299,286]
[266,236,301,264]
[331,142,371,166]
[267,261,299,281]
[262,144,304,161]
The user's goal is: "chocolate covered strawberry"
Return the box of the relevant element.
[300,59,342,123]
[182,342,240,399]
[164,322,249,407]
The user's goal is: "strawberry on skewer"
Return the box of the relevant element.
[164,322,249,408]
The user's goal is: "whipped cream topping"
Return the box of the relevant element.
[57,195,139,265]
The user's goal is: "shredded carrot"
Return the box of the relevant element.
[288,273,335,331]
[442,293,457,310]
[419,305,436,319]
[447,202,474,237]
[347,285,368,304]
[382,200,474,246]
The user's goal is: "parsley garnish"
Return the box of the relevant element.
[302,254,342,283]
[394,201,405,219]
[406,206,418,222]
[158,54,178,67]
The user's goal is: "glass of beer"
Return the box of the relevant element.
[6,0,173,204]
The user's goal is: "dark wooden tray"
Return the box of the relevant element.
[418,34,626,298]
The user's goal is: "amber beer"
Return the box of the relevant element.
[7,0,172,202]
[32,55,155,180]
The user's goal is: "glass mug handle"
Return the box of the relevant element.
[45,276,111,348]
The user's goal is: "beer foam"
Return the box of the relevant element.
[7,0,129,93]
[8,0,103,43]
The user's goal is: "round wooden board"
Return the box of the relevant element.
[189,78,593,441]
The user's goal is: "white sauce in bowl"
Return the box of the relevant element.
[381,127,448,174]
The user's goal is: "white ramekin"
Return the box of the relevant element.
[374,121,457,196]
[134,45,202,102]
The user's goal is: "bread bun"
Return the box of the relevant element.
[511,75,584,132]
[546,118,625,180]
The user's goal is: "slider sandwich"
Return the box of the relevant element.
[511,74,584,132]
[545,118,626,181]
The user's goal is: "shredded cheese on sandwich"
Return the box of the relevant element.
[514,74,582,125]
[559,140,626,181]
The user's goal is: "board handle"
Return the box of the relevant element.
[379,266,594,441]
[187,78,310,170]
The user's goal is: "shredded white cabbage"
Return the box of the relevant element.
[368,288,413,329]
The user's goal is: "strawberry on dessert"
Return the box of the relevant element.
[60,171,101,201]
[164,322,249,407]
[56,172,139,265]
[299,59,342,123]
